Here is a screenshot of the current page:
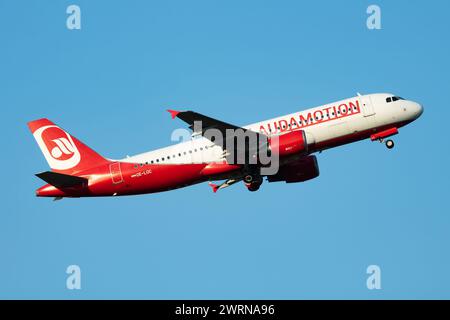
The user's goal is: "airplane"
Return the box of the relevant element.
[28,93,423,199]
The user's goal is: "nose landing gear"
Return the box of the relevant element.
[370,128,398,150]
[375,137,395,149]
[385,139,394,149]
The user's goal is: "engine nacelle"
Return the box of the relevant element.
[267,155,319,183]
[269,130,308,158]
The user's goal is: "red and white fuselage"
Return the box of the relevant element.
[29,93,423,198]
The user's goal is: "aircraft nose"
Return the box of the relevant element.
[407,101,423,120]
[413,102,424,119]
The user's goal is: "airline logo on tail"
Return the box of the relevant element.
[51,137,76,158]
[33,125,81,170]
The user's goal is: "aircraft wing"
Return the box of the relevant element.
[208,178,242,193]
[167,109,268,164]
[167,109,249,136]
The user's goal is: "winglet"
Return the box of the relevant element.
[167,109,181,119]
[208,182,219,193]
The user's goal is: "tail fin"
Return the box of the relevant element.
[28,118,109,175]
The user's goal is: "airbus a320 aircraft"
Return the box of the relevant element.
[28,93,423,199]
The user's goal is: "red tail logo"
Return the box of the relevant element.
[34,125,81,170]
[50,138,76,159]
[28,118,110,175]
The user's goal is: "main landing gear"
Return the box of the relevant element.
[243,173,263,192]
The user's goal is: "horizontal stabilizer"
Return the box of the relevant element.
[36,171,88,189]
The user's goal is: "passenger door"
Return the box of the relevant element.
[109,162,124,184]
[360,96,375,117]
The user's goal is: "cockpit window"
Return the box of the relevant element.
[387,96,405,103]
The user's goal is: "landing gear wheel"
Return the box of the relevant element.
[243,173,263,192]
[243,174,254,184]
[247,184,260,192]
[385,139,394,149]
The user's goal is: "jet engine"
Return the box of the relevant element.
[267,155,320,183]
[269,130,309,157]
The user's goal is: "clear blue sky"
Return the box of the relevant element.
[1,0,449,299]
